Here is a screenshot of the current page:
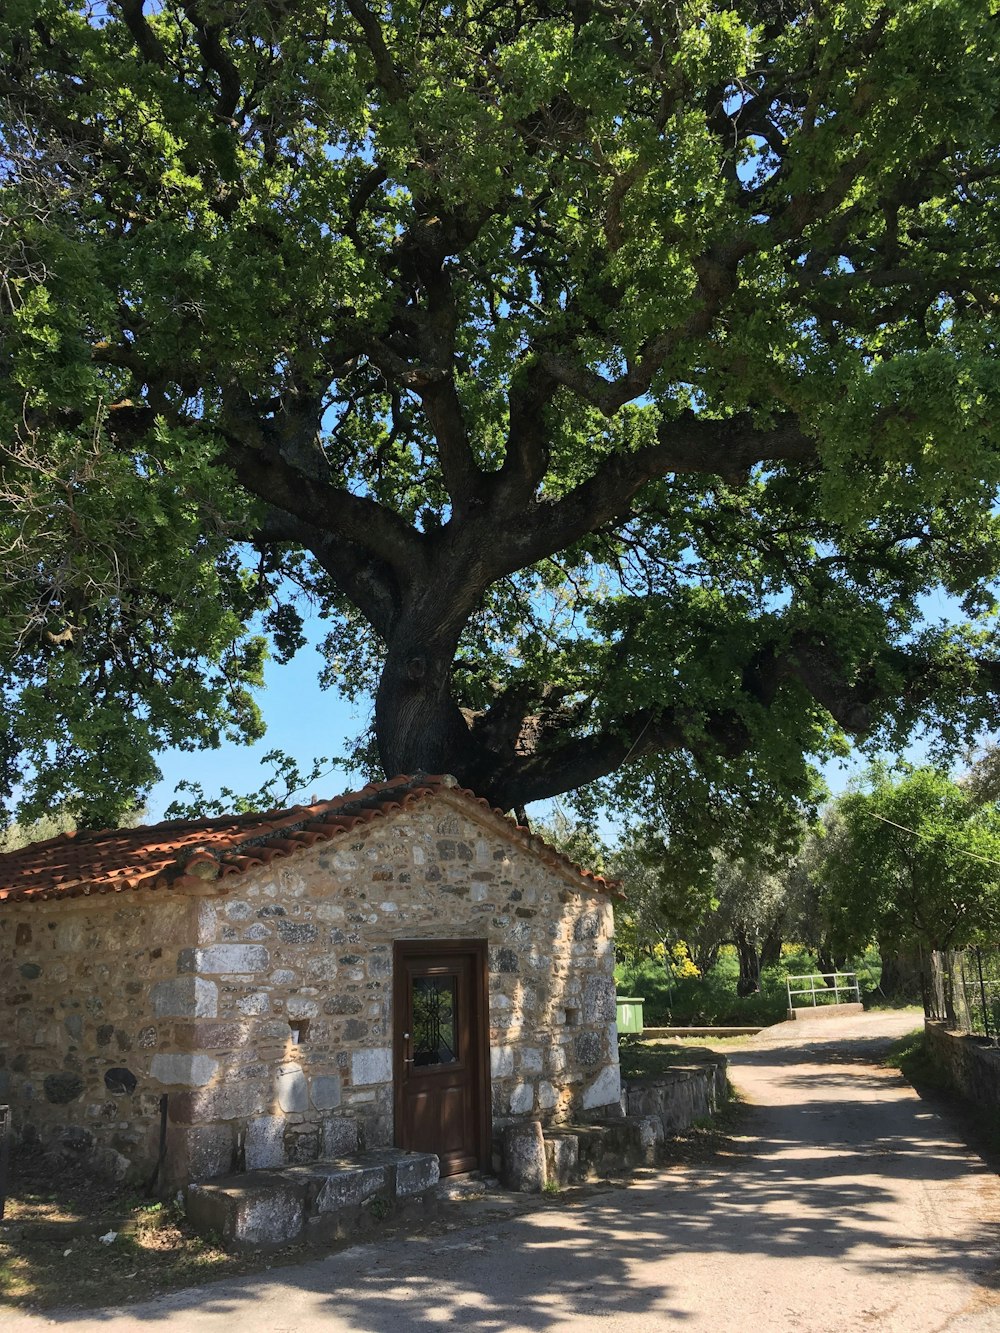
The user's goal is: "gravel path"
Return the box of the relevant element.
[6,1009,999,1332]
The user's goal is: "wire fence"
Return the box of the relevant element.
[927,946,1000,1040]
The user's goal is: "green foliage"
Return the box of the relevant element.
[820,766,1000,954]
[618,942,881,1026]
[4,0,1000,824]
[164,749,337,819]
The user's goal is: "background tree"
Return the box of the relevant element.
[819,766,1000,997]
[606,827,718,965]
[4,0,1000,828]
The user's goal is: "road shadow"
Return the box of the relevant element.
[37,1020,1000,1331]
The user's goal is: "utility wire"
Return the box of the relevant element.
[869,812,1000,868]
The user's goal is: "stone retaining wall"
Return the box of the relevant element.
[622,1051,728,1132]
[501,1048,729,1191]
[924,1019,1000,1110]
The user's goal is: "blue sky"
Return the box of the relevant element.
[142,594,965,828]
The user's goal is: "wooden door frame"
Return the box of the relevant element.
[392,938,491,1172]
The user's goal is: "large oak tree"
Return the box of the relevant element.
[3,0,1000,827]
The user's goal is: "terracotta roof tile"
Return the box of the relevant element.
[0,773,621,904]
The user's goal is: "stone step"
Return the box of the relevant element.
[501,1115,664,1191]
[186,1148,440,1251]
[434,1171,497,1203]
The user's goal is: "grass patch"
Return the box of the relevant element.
[618,1038,728,1081]
[0,1148,290,1311]
[882,1029,954,1093]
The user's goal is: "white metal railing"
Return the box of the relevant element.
[786,972,861,1010]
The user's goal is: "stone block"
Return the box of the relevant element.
[313,1164,388,1213]
[188,1021,250,1050]
[395,1153,440,1197]
[581,1063,622,1110]
[582,975,616,1023]
[490,947,519,974]
[277,922,318,944]
[178,944,270,975]
[634,1114,664,1162]
[169,1080,268,1125]
[150,1053,219,1088]
[574,912,601,941]
[509,1082,534,1114]
[167,1122,235,1183]
[43,1072,83,1104]
[537,1080,558,1110]
[543,1133,579,1186]
[322,1115,359,1157]
[186,1174,306,1251]
[151,976,218,1019]
[310,1075,342,1110]
[351,1048,392,1086]
[245,1114,285,1170]
[502,1121,546,1192]
[490,1045,514,1078]
[574,1031,604,1066]
[276,1063,309,1112]
[521,1047,543,1074]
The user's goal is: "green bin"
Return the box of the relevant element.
[615,996,645,1036]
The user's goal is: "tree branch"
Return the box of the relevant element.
[497,412,816,573]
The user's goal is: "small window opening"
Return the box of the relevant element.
[564,1007,579,1026]
[289,1018,311,1045]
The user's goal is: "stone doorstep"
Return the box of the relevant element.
[185,1149,441,1252]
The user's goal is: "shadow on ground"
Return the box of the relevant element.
[36,1022,1000,1331]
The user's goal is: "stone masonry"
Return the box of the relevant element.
[0,786,621,1189]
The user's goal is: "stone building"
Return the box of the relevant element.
[0,774,622,1190]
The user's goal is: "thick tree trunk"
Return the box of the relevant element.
[816,946,849,983]
[733,924,761,997]
[760,924,783,971]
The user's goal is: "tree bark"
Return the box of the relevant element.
[760,924,784,971]
[733,924,762,997]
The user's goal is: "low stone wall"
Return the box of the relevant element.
[622,1051,728,1134]
[925,1019,1000,1110]
[501,1048,728,1190]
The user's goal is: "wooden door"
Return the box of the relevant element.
[393,941,489,1177]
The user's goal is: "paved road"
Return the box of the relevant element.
[8,1010,999,1332]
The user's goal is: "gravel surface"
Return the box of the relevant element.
[6,1009,998,1332]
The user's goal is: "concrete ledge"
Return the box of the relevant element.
[186,1149,439,1251]
[786,1002,864,1021]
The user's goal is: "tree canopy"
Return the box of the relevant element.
[820,766,1000,956]
[4,0,1000,827]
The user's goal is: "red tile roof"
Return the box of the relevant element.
[0,774,620,904]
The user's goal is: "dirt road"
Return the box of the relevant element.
[6,1010,999,1332]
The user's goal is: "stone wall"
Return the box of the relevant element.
[2,795,620,1189]
[0,890,204,1182]
[924,1019,1000,1111]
